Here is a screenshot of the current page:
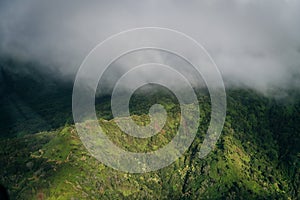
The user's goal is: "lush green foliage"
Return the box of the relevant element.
[0,58,299,199]
[0,87,299,199]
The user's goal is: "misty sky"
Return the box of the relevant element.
[0,0,300,94]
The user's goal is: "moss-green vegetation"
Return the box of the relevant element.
[0,88,299,199]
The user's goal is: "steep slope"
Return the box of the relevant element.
[0,58,73,137]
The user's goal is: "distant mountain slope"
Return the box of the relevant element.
[0,58,73,137]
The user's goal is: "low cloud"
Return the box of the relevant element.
[1,0,300,94]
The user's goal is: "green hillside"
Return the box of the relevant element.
[0,88,299,199]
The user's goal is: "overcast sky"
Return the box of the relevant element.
[0,0,300,94]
